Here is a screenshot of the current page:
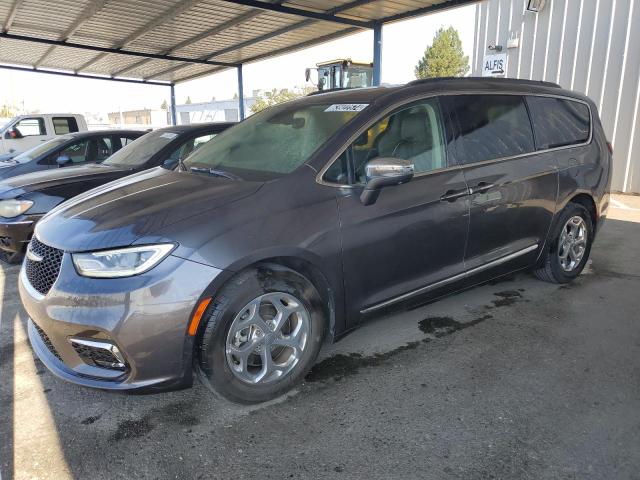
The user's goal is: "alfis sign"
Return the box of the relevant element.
[482,53,507,77]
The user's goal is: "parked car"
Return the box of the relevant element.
[0,114,88,158]
[0,123,232,263]
[20,78,611,403]
[0,129,144,181]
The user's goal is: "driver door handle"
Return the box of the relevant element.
[440,188,470,202]
[469,182,495,195]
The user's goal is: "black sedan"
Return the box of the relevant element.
[0,122,233,262]
[0,129,144,180]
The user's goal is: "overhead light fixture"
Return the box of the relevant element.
[526,0,546,12]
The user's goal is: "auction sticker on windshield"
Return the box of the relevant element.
[325,104,368,112]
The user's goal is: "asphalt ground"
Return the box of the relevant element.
[1,194,639,479]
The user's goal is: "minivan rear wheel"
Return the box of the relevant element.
[534,203,593,284]
[197,265,325,403]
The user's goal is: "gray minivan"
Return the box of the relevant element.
[20,78,611,403]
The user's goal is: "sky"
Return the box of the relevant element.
[0,4,476,117]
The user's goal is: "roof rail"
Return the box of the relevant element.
[407,76,562,89]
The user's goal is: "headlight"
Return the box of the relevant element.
[72,244,175,278]
[0,199,33,218]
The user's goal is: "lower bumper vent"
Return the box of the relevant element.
[70,338,126,371]
[32,321,63,362]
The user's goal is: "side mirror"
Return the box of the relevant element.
[360,157,414,206]
[56,155,72,166]
[162,158,177,169]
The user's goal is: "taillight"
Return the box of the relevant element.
[607,141,613,155]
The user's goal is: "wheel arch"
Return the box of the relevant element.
[197,249,342,346]
[565,192,598,228]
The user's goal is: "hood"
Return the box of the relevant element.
[36,167,263,252]
[0,163,128,199]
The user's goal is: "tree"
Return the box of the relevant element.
[414,26,469,79]
[160,99,168,110]
[250,87,314,113]
[185,96,192,104]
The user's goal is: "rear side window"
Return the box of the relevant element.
[526,96,591,149]
[449,95,535,164]
[52,117,79,135]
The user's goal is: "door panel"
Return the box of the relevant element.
[338,168,470,317]
[445,94,559,271]
[462,156,558,270]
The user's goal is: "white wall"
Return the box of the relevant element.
[474,0,640,193]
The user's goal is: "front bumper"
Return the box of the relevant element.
[20,251,223,391]
[0,215,40,254]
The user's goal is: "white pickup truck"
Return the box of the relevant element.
[0,114,88,159]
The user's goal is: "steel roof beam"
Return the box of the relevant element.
[216,0,374,28]
[76,0,204,72]
[111,2,281,78]
[0,32,238,67]
[381,0,480,23]
[2,0,23,32]
[148,0,378,81]
[34,0,110,68]
[174,26,359,84]
[0,63,172,86]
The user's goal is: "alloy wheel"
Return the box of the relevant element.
[225,292,310,384]
[558,215,588,272]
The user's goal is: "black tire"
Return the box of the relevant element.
[534,202,593,284]
[197,264,325,404]
[0,250,23,265]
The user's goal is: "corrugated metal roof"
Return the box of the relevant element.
[0,0,477,84]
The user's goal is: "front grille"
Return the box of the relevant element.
[71,341,126,371]
[25,237,63,295]
[32,321,63,362]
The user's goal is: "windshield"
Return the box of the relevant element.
[10,137,71,163]
[182,101,365,180]
[103,129,177,168]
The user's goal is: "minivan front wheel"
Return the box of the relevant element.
[197,266,325,403]
[534,203,593,284]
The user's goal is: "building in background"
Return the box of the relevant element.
[107,108,168,127]
[473,0,640,193]
[175,97,256,124]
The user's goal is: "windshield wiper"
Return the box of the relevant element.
[189,166,242,180]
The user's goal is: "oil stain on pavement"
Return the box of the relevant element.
[307,288,527,383]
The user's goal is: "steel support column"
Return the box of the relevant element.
[237,64,245,120]
[170,84,177,125]
[372,22,382,86]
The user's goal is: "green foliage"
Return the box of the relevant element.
[160,99,168,110]
[185,96,192,104]
[415,26,470,79]
[250,87,314,113]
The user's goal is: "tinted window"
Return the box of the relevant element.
[451,95,534,164]
[13,117,45,136]
[526,96,591,149]
[96,136,113,161]
[324,98,448,185]
[52,117,79,134]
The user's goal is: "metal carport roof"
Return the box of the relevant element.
[0,0,478,120]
